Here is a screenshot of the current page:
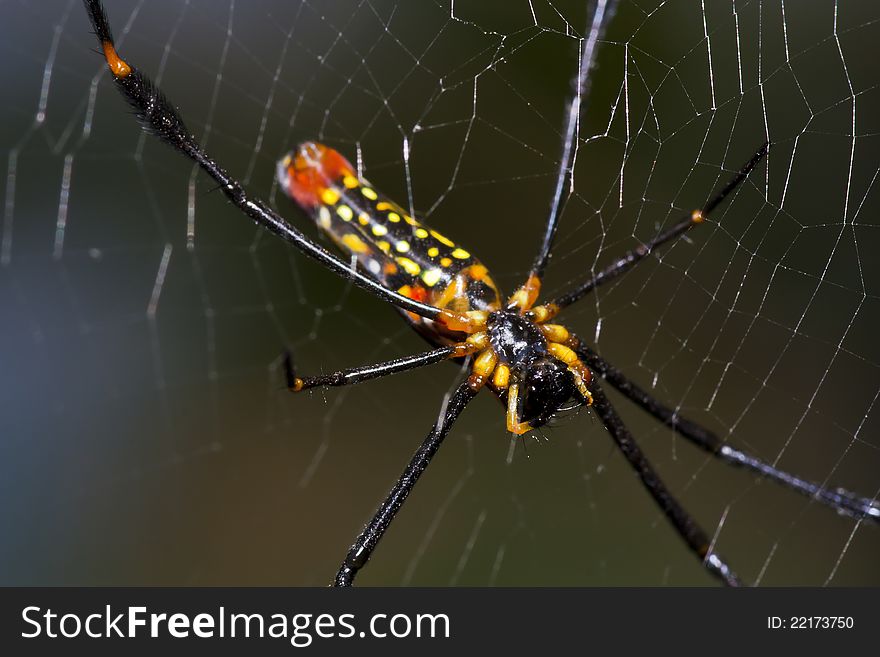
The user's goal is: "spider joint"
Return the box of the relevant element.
[101,41,131,78]
[540,323,570,343]
[468,348,498,392]
[492,363,511,390]
[437,309,488,334]
[506,273,542,312]
[526,304,559,324]
[465,331,489,350]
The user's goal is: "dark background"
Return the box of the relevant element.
[1,0,878,585]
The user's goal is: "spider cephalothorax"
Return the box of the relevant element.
[486,309,587,429]
[447,282,593,434]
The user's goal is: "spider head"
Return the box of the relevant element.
[518,357,578,428]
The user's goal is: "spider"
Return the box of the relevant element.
[83,0,879,586]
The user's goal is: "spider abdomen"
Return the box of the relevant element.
[278,142,502,344]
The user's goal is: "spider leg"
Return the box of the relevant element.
[81,0,444,324]
[529,0,618,280]
[590,382,741,586]
[284,343,476,392]
[551,141,770,311]
[334,381,478,586]
[579,343,880,523]
[505,383,533,435]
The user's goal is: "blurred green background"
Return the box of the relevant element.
[1,0,878,586]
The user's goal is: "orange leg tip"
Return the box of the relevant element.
[506,415,533,436]
[289,378,305,393]
[505,384,533,435]
[691,209,706,224]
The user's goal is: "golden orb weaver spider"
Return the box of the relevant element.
[83,0,880,586]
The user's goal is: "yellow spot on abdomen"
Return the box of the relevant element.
[336,205,353,221]
[451,248,470,259]
[371,224,388,237]
[396,257,421,276]
[387,212,401,223]
[421,268,443,287]
[341,233,370,254]
[377,241,391,254]
[358,212,370,226]
[395,241,411,253]
[342,175,359,189]
[440,257,453,267]
[415,228,429,239]
[320,188,340,205]
[361,187,378,200]
[427,247,440,258]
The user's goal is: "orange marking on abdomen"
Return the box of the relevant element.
[469,264,488,280]
[398,284,429,304]
[398,284,430,322]
[275,143,503,321]
[279,142,355,208]
[102,41,131,78]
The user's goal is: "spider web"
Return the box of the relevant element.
[1,0,878,586]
